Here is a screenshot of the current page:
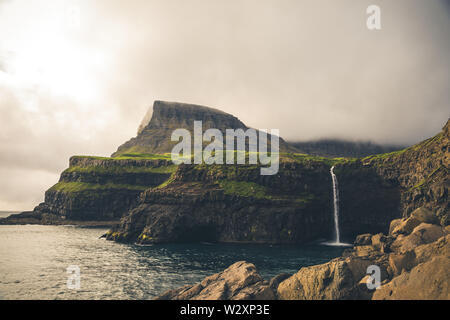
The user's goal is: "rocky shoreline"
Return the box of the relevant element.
[0,211,119,227]
[157,207,449,300]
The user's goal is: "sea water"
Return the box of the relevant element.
[0,223,345,300]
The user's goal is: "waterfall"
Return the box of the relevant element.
[323,166,351,246]
[330,165,341,244]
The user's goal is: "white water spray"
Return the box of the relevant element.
[323,166,351,247]
[330,165,341,243]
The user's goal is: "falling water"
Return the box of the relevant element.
[323,166,351,247]
[330,165,341,243]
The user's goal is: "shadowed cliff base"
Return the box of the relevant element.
[157,207,450,300]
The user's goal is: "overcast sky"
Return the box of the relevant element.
[0,0,449,210]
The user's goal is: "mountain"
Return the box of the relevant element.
[115,100,402,158]
[112,100,298,156]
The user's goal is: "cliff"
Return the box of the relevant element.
[0,154,176,224]
[106,154,401,244]
[361,118,449,225]
[107,118,448,244]
[112,100,298,156]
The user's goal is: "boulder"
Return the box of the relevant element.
[411,223,445,243]
[354,233,373,246]
[389,219,402,235]
[373,256,450,300]
[353,245,378,257]
[390,223,446,253]
[388,251,416,276]
[391,216,421,236]
[276,257,374,300]
[155,261,275,300]
[414,234,450,264]
[371,233,385,251]
[410,207,439,225]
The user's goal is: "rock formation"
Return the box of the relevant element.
[361,118,449,225]
[106,155,399,244]
[107,118,448,244]
[112,100,298,156]
[156,261,275,300]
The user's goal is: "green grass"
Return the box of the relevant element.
[218,180,270,199]
[73,153,173,161]
[154,172,177,189]
[115,153,173,160]
[286,153,358,166]
[217,179,315,203]
[49,182,153,193]
[64,164,177,175]
[362,148,407,162]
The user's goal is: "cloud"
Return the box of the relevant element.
[0,0,449,210]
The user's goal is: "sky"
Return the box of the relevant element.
[0,0,449,210]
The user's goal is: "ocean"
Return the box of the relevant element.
[0,222,345,300]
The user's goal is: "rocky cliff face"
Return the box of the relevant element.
[112,100,298,156]
[108,118,448,244]
[106,154,400,244]
[361,119,449,225]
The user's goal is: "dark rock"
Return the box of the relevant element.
[354,233,372,246]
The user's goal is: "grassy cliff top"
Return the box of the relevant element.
[71,152,173,161]
[48,182,153,193]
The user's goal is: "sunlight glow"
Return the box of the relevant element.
[0,1,108,104]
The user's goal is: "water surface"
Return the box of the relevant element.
[0,225,345,300]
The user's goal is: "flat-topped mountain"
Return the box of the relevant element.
[112,100,298,156]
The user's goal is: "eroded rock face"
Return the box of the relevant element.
[156,261,275,300]
[361,119,450,226]
[107,159,401,244]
